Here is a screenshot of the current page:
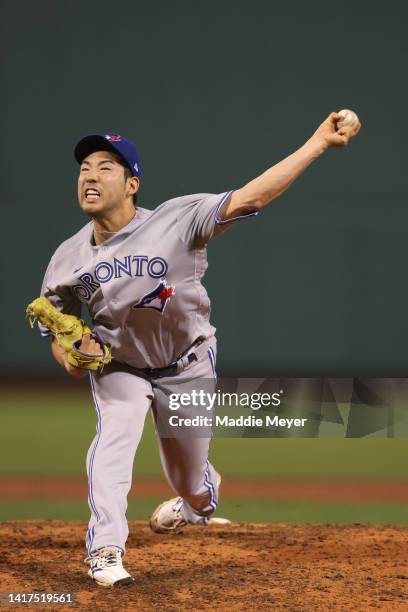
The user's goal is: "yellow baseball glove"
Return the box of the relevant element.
[26,296,112,371]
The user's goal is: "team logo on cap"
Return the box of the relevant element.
[133,279,175,313]
[105,134,122,142]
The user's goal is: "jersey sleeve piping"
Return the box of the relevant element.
[215,190,259,225]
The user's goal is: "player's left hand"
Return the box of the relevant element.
[79,333,103,356]
[62,335,104,378]
[311,112,361,151]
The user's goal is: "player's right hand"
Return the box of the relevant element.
[311,112,361,151]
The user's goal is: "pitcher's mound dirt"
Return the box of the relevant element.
[1,521,408,611]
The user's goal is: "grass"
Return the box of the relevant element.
[1,390,408,478]
[2,498,408,525]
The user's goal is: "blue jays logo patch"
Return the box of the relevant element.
[105,134,122,142]
[133,279,175,313]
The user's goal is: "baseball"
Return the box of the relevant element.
[337,108,359,129]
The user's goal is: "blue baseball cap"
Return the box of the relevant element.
[74,133,141,178]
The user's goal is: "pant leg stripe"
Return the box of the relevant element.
[204,348,217,514]
[204,461,217,511]
[88,373,102,523]
[207,348,216,378]
[87,526,95,556]
[206,461,217,506]
[198,350,217,517]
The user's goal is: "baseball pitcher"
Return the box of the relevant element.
[27,112,360,586]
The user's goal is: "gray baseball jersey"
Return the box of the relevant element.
[40,191,257,369]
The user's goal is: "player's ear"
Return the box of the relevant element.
[127,176,139,198]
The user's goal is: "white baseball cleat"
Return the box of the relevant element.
[85,546,135,587]
[149,496,187,534]
[149,474,231,533]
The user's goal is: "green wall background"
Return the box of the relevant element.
[2,0,407,375]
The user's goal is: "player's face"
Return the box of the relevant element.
[78,150,136,216]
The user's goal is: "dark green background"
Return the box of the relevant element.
[2,1,407,375]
